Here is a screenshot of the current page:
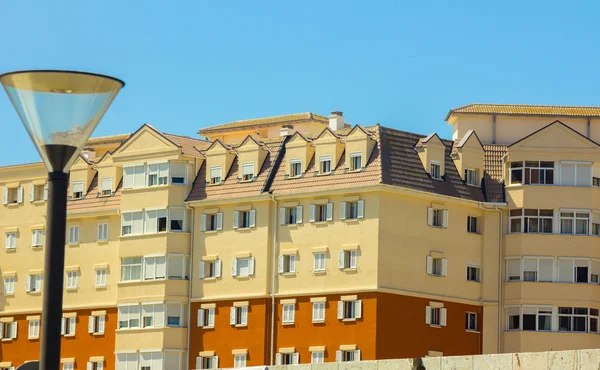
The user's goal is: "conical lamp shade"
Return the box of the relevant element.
[0,70,124,172]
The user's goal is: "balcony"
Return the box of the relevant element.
[117,279,189,301]
[506,185,600,210]
[505,233,600,258]
[115,326,187,351]
[505,281,600,306]
[120,185,190,210]
[504,330,600,353]
[119,231,190,256]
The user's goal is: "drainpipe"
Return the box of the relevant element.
[492,115,497,144]
[587,117,591,139]
[269,193,278,365]
[185,201,195,368]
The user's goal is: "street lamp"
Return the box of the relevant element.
[0,70,124,370]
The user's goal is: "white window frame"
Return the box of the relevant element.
[464,168,478,186]
[310,203,333,223]
[349,152,363,171]
[199,259,222,279]
[197,307,216,328]
[61,317,76,337]
[121,211,143,236]
[312,302,325,323]
[467,216,478,234]
[201,212,223,232]
[242,162,255,181]
[509,209,554,234]
[340,200,365,221]
[426,256,447,277]
[97,223,109,241]
[319,155,332,174]
[3,276,15,294]
[313,252,327,272]
[231,257,255,277]
[210,166,223,185]
[559,161,592,187]
[72,181,84,199]
[280,206,303,225]
[466,312,478,331]
[289,159,302,178]
[66,271,79,290]
[282,303,295,324]
[100,177,112,196]
[170,161,187,185]
[5,232,16,250]
[278,255,296,274]
[560,210,590,235]
[311,351,325,364]
[230,306,249,326]
[95,268,107,287]
[68,225,80,244]
[466,264,480,282]
[123,164,146,189]
[120,257,143,282]
[338,250,358,270]
[426,305,447,327]
[118,305,141,329]
[31,229,43,247]
[233,354,247,368]
[26,274,42,293]
[337,300,362,321]
[234,209,256,229]
[28,319,40,339]
[430,161,441,179]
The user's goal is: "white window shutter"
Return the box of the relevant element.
[216,212,223,230]
[197,309,205,327]
[17,186,23,204]
[289,255,296,273]
[278,256,284,274]
[11,322,17,338]
[29,185,34,202]
[309,204,316,222]
[69,317,75,333]
[279,208,286,225]
[350,250,358,269]
[214,356,219,369]
[240,306,248,325]
[355,300,362,319]
[200,214,207,232]
[441,308,447,326]
[215,260,222,278]
[25,276,31,292]
[357,200,365,219]
[249,209,256,228]
[196,357,202,370]
[337,301,344,319]
[0,323,3,339]
[425,306,431,324]
[442,210,449,228]
[207,308,215,327]
[336,351,343,362]
[354,350,361,361]
[2,188,8,205]
[230,307,237,325]
[442,258,448,276]
[248,257,255,276]
[339,251,346,269]
[87,362,93,370]
[43,184,48,201]
[326,203,333,221]
[275,354,282,366]
[61,318,66,335]
[88,316,95,333]
[292,353,299,365]
[427,207,434,226]
[231,258,238,277]
[31,231,36,246]
[232,211,239,229]
[199,261,205,279]
[296,206,303,224]
[98,316,105,334]
[340,201,347,220]
[426,256,433,275]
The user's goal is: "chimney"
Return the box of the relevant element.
[280,125,295,137]
[328,111,344,131]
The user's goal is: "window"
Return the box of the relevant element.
[430,162,441,179]
[282,303,295,324]
[560,162,592,187]
[289,159,302,177]
[466,312,477,331]
[337,350,361,362]
[121,211,143,236]
[144,256,166,280]
[560,211,590,235]
[5,232,16,250]
[97,223,108,241]
[200,260,222,279]
[142,303,165,328]
[66,271,79,289]
[169,208,185,231]
[230,306,248,326]
[276,353,299,365]
[3,277,15,294]
[209,166,222,185]
[233,209,256,229]
[558,258,591,283]
[116,353,138,370]
[140,352,163,370]
[279,206,303,225]
[123,164,146,189]
[466,265,480,282]
[72,181,84,199]
[340,200,365,220]
[350,152,363,171]
[338,299,362,320]
[88,314,106,334]
[196,356,219,369]
[167,303,185,327]
[63,363,74,370]
[197,307,216,328]
[594,223,600,236]
[29,184,47,202]
[121,257,143,282]
[168,255,188,280]
[467,216,478,233]
[319,155,332,174]
[506,257,554,282]
[425,305,447,326]
[28,319,40,339]
[427,208,448,228]
[26,274,42,293]
[509,209,553,233]
[559,307,590,332]
[310,203,333,222]
[242,162,254,181]
[0,321,17,340]
[464,168,478,186]
[311,351,325,364]
[232,257,255,277]
[312,302,325,323]
[95,269,107,287]
[68,225,80,244]
[201,212,223,232]
[170,162,186,185]
[87,362,104,370]
[426,256,447,277]
[147,163,169,186]
[2,186,22,205]
[338,250,358,270]
[591,309,599,333]
[118,305,140,329]
[507,307,520,330]
[234,354,246,368]
[31,229,43,247]
[510,161,555,185]
[313,252,327,272]
[278,255,296,274]
[61,317,76,336]
[145,209,168,233]
[100,178,112,196]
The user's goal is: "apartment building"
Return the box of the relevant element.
[1,105,600,369]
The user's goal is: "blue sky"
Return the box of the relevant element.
[1,1,599,166]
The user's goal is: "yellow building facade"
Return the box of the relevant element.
[1,105,599,369]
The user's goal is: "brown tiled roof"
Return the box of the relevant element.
[482,145,507,203]
[86,133,131,146]
[163,133,210,157]
[199,112,328,135]
[446,104,600,120]
[187,137,286,201]
[67,174,122,214]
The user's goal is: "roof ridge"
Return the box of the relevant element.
[465,103,600,108]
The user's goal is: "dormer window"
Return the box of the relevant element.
[464,169,478,186]
[290,159,302,178]
[210,166,223,185]
[100,178,112,196]
[319,156,332,174]
[242,163,254,181]
[350,153,363,171]
[430,162,441,180]
[148,163,168,187]
[72,181,84,199]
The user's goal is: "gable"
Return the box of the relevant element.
[113,125,179,158]
[70,155,90,170]
[510,121,600,151]
[315,127,340,142]
[458,131,484,152]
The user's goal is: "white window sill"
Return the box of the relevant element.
[429,324,442,328]
[27,291,42,296]
[240,179,255,183]
[316,172,332,176]
[342,318,357,322]
[202,326,215,330]
[6,203,20,208]
[66,287,78,292]
[203,230,220,234]
[92,332,105,336]
[234,324,248,328]
[202,276,218,281]
[235,227,253,231]
[119,231,190,239]
[3,293,14,297]
[312,221,330,225]
[63,334,75,338]
[282,322,295,325]
[466,183,479,187]
[28,336,39,340]
[283,224,300,228]
[312,320,325,324]
[96,240,108,244]
[207,182,223,187]
[233,275,252,280]
[313,270,327,275]
[466,280,481,283]
[342,218,361,223]
[122,185,187,193]
[1,338,13,342]
[431,177,443,181]
[428,274,444,278]
[467,231,480,235]
[6,248,16,253]
[348,169,363,173]
[281,272,296,276]
[287,175,302,179]
[429,225,445,229]
[32,245,43,248]
[95,285,107,290]
[466,329,480,333]
[67,242,80,247]
[340,268,358,272]
[32,200,46,204]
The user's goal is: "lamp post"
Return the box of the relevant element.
[0,70,124,370]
